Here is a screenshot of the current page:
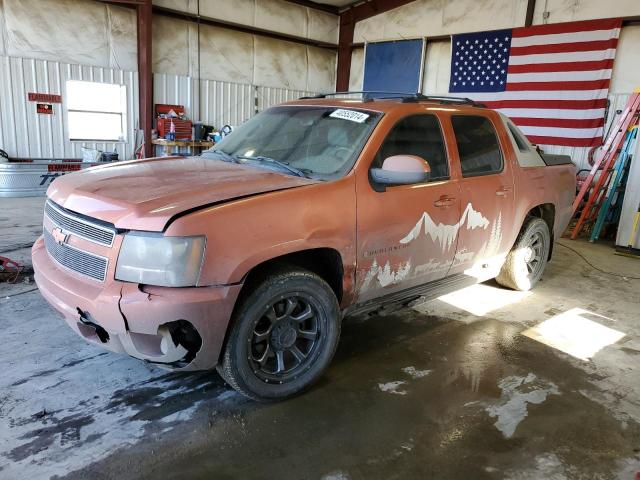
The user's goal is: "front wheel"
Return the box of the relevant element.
[217,268,341,401]
[496,217,551,291]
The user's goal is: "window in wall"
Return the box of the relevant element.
[451,115,503,177]
[373,114,449,180]
[66,80,127,142]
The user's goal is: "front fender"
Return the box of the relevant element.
[164,177,357,288]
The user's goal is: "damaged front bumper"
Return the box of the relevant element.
[32,236,242,371]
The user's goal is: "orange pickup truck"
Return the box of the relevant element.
[32,94,575,400]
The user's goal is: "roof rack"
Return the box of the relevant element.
[299,91,486,107]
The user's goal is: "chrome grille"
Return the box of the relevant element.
[44,229,108,281]
[45,200,115,247]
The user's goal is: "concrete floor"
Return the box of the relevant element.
[1,197,640,480]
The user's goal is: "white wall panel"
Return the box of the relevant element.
[154,0,339,45]
[610,25,640,94]
[198,24,255,85]
[0,56,138,160]
[150,17,335,91]
[422,40,451,95]
[0,57,317,160]
[307,46,337,93]
[255,0,309,39]
[0,0,6,57]
[354,0,529,43]
[199,80,255,128]
[308,9,339,45]
[2,0,137,70]
[354,0,640,43]
[253,37,308,90]
[348,48,364,91]
[196,0,254,27]
[153,73,197,117]
[617,134,640,249]
[152,16,192,77]
[531,0,640,25]
[153,73,314,128]
[106,5,138,72]
[257,86,315,111]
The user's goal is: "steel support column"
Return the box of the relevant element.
[137,0,153,158]
[525,0,536,27]
[336,0,419,91]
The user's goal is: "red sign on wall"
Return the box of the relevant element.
[28,92,62,103]
[48,164,81,172]
[37,103,53,114]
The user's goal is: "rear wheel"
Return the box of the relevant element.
[217,268,341,401]
[496,217,551,291]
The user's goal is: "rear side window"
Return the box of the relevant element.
[452,116,503,177]
[373,114,449,180]
[507,121,531,152]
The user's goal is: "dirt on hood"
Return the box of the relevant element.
[46,156,318,231]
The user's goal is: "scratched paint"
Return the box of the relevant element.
[377,260,412,287]
[361,259,412,291]
[452,248,475,265]
[360,204,495,293]
[400,203,490,250]
[413,258,444,275]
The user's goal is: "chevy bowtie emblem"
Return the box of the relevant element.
[51,227,69,245]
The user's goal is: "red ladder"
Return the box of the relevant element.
[570,90,640,239]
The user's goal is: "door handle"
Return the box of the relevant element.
[496,186,512,197]
[434,195,456,207]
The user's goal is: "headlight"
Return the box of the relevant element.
[115,233,205,287]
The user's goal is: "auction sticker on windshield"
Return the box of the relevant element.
[330,109,370,123]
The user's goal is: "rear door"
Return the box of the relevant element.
[447,114,515,279]
[356,113,461,303]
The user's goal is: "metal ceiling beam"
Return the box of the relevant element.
[282,0,340,15]
[153,5,338,49]
[336,0,419,91]
[96,1,338,49]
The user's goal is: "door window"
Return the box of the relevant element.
[373,115,449,180]
[452,116,503,177]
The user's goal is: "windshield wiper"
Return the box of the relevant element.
[235,155,307,178]
[203,149,239,163]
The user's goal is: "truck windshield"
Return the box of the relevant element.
[202,106,382,180]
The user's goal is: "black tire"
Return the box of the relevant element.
[496,217,551,291]
[217,268,341,401]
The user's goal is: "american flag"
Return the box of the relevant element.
[449,18,622,147]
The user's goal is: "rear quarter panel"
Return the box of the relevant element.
[493,109,576,241]
[512,163,576,239]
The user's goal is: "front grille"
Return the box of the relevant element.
[44,229,108,281]
[45,200,115,247]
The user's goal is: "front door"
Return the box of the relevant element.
[356,114,461,303]
[447,114,515,280]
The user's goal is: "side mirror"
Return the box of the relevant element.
[370,155,430,186]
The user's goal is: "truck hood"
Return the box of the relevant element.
[47,156,318,231]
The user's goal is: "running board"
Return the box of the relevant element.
[344,273,482,318]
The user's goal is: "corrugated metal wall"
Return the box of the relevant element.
[0,55,139,159]
[199,79,255,128]
[152,75,317,129]
[256,86,315,111]
[153,75,314,129]
[0,57,317,160]
[152,73,195,115]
